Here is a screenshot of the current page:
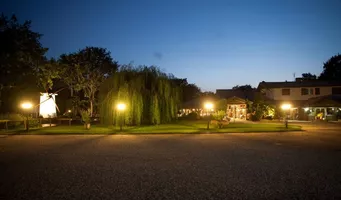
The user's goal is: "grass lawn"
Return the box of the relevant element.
[1,120,302,135]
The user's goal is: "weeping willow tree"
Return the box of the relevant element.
[99,66,181,126]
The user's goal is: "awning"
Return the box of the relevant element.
[305,95,341,107]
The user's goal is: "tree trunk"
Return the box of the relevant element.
[90,100,93,117]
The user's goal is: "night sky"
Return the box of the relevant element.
[3,0,341,91]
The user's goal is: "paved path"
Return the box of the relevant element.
[1,128,341,199]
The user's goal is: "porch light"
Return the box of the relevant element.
[281,103,292,110]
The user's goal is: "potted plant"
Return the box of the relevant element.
[80,110,91,130]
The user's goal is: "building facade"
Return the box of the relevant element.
[257,79,341,120]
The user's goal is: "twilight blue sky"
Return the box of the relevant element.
[3,0,341,91]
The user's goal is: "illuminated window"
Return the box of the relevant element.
[282,89,290,95]
[315,88,320,95]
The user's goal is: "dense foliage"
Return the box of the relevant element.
[319,54,341,81]
[99,66,181,126]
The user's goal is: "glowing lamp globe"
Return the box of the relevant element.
[21,102,33,109]
[117,103,126,111]
[204,102,214,110]
[281,103,292,110]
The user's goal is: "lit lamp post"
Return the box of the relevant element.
[116,103,126,131]
[204,102,214,130]
[21,102,33,131]
[281,103,292,128]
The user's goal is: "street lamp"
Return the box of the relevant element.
[116,103,126,131]
[21,102,33,131]
[204,102,214,130]
[281,103,292,128]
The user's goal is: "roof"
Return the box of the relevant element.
[305,95,341,107]
[225,96,248,104]
[216,89,256,101]
[257,80,341,89]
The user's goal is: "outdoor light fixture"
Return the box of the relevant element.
[21,102,33,109]
[204,102,214,130]
[116,103,126,131]
[281,103,292,128]
[117,103,126,111]
[204,102,214,110]
[281,103,292,110]
[304,107,309,112]
[21,102,33,132]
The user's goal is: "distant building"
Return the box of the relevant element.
[216,88,256,101]
[257,78,341,120]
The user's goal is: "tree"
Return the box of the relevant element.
[99,66,181,126]
[0,14,47,108]
[58,47,118,116]
[232,84,254,90]
[319,54,341,80]
[182,83,201,102]
[215,99,227,111]
[172,78,201,103]
[34,58,61,91]
[212,110,227,129]
[301,73,317,80]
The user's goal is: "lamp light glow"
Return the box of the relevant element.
[281,103,292,110]
[204,102,214,110]
[21,102,33,109]
[117,103,126,111]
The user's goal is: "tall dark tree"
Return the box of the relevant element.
[99,66,181,126]
[0,14,47,111]
[319,54,341,80]
[232,84,254,90]
[183,83,201,102]
[301,73,317,80]
[58,47,118,116]
[34,58,61,91]
[171,78,201,104]
[0,14,47,87]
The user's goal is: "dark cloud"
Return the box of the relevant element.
[154,52,163,60]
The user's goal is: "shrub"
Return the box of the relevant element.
[212,110,228,129]
[181,112,200,120]
[0,113,25,128]
[80,110,91,124]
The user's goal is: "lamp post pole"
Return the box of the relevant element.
[21,102,33,132]
[281,104,292,129]
[116,103,126,131]
[204,102,214,130]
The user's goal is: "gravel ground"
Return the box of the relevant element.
[1,130,341,200]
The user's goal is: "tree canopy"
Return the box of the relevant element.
[232,84,254,90]
[58,47,119,116]
[99,66,181,126]
[0,14,47,89]
[319,54,341,81]
[301,73,317,80]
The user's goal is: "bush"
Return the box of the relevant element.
[179,112,200,120]
[250,110,263,121]
[263,115,273,120]
[0,113,25,128]
[212,110,228,129]
[80,110,91,124]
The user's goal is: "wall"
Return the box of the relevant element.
[265,86,341,101]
